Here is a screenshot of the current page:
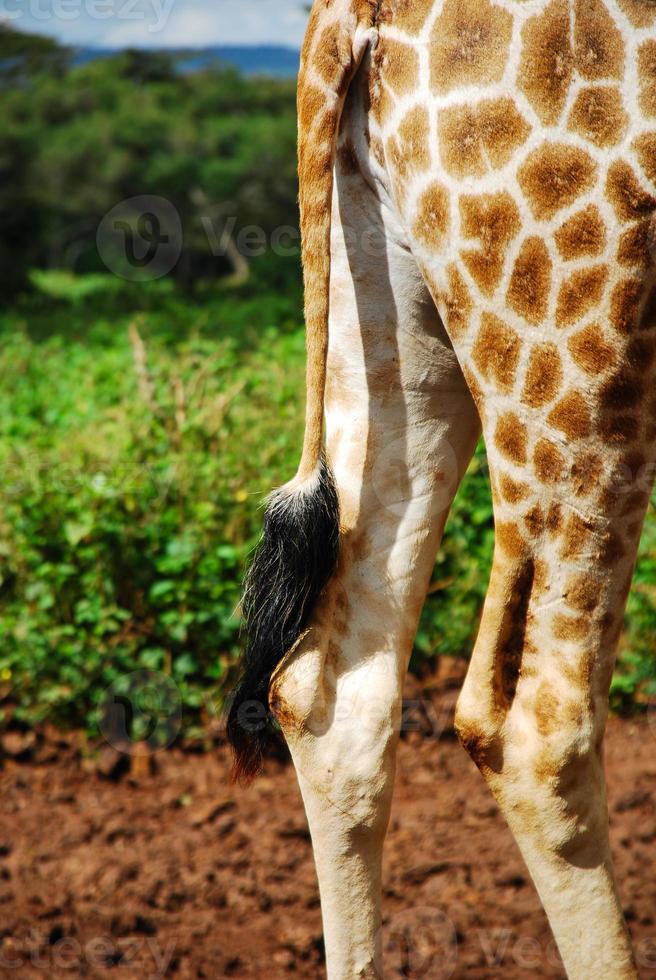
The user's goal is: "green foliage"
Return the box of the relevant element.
[0,26,299,298]
[0,27,653,736]
[0,281,305,731]
[1,281,655,734]
[414,442,494,665]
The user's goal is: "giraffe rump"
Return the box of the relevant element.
[226,456,339,781]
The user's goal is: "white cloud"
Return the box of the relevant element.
[4,0,309,48]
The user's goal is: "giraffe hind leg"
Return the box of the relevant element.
[270,67,481,977]
[450,302,656,978]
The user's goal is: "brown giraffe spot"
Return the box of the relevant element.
[298,84,331,136]
[552,613,590,642]
[430,0,513,94]
[599,414,640,444]
[518,0,573,125]
[369,134,386,169]
[617,220,656,271]
[634,132,656,186]
[507,238,552,326]
[326,640,340,671]
[454,723,503,775]
[495,411,528,464]
[471,312,521,392]
[601,610,616,634]
[495,521,529,559]
[518,144,597,221]
[624,448,648,473]
[533,438,566,484]
[555,266,608,327]
[565,573,601,613]
[523,504,545,537]
[610,278,646,334]
[621,488,650,517]
[313,25,347,88]
[547,502,563,534]
[534,683,562,738]
[533,558,549,594]
[554,206,607,260]
[574,0,625,81]
[442,264,473,338]
[547,391,592,440]
[627,334,656,369]
[638,41,656,118]
[437,98,530,178]
[368,64,391,125]
[381,39,420,97]
[348,529,372,564]
[600,531,626,566]
[567,86,628,148]
[398,105,431,168]
[463,365,485,415]
[385,135,406,202]
[599,370,644,412]
[494,559,535,706]
[617,0,656,28]
[606,160,656,222]
[571,450,603,497]
[499,474,531,503]
[641,285,656,329]
[337,139,359,176]
[413,181,450,251]
[387,105,431,207]
[560,513,595,559]
[627,518,645,538]
[460,192,521,296]
[568,324,617,376]
[380,0,433,34]
[521,344,563,408]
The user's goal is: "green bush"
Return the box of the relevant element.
[0,26,653,736]
[0,280,306,732]
[0,278,654,736]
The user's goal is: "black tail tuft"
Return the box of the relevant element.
[227,455,340,782]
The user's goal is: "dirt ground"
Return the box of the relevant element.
[1,671,655,979]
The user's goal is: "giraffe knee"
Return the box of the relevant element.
[271,657,400,750]
[271,653,401,830]
[454,709,502,774]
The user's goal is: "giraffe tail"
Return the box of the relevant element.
[227,0,377,782]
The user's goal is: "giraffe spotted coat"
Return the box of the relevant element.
[233,2,656,977]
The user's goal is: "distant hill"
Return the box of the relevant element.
[73,45,300,77]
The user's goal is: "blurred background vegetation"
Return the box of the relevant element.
[0,24,654,740]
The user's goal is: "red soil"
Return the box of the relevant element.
[1,676,655,978]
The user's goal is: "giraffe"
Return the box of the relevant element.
[227,0,656,976]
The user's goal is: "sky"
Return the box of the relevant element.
[1,0,309,48]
